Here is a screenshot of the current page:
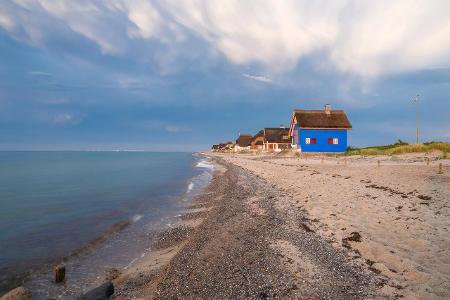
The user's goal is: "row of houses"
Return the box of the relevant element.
[212,104,352,153]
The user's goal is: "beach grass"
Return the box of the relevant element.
[347,141,450,156]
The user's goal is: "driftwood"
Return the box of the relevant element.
[54,265,65,283]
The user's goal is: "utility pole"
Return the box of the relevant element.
[412,94,420,144]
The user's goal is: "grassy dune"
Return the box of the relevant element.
[347,141,450,156]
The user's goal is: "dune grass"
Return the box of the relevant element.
[347,141,450,156]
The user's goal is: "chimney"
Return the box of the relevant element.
[324,104,331,115]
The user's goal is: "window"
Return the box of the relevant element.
[328,138,333,144]
[306,137,316,145]
[333,138,339,145]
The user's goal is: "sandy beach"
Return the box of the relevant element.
[107,152,450,300]
[216,152,450,299]
[108,152,450,299]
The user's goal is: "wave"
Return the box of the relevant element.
[132,214,143,223]
[195,159,214,170]
[186,182,194,193]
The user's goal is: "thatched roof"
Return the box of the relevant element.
[250,128,290,144]
[236,134,253,147]
[263,128,290,143]
[293,109,352,129]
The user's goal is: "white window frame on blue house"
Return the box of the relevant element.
[333,138,339,144]
[305,137,311,144]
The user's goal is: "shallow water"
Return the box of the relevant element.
[0,151,213,297]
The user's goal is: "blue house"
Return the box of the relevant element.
[289,105,352,152]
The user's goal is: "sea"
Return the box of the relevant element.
[0,151,214,298]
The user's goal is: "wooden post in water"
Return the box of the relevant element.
[438,163,444,174]
[377,160,380,168]
[54,265,65,283]
[426,157,430,166]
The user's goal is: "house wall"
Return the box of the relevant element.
[250,136,264,150]
[297,129,347,152]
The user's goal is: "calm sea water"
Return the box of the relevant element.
[0,151,213,297]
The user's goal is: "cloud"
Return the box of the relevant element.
[164,125,182,133]
[1,0,449,77]
[242,73,277,85]
[139,120,189,133]
[329,1,450,77]
[109,0,162,39]
[53,112,76,124]
[116,77,146,89]
[34,111,81,125]
[28,71,51,76]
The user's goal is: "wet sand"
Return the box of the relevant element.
[113,158,392,299]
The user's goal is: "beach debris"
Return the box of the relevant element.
[417,195,432,201]
[76,282,114,300]
[300,223,314,233]
[366,260,382,274]
[105,267,121,281]
[438,163,444,174]
[0,286,32,300]
[377,160,380,167]
[342,232,362,248]
[426,157,430,166]
[54,264,65,283]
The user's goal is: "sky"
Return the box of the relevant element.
[0,0,449,151]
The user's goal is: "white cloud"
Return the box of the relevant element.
[165,0,341,71]
[53,112,75,125]
[116,77,146,89]
[110,0,162,39]
[329,0,450,77]
[34,111,81,125]
[164,125,182,133]
[1,0,449,77]
[242,73,277,84]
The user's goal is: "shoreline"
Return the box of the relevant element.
[112,156,388,299]
[6,152,447,299]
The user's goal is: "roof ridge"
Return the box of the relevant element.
[294,109,345,112]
